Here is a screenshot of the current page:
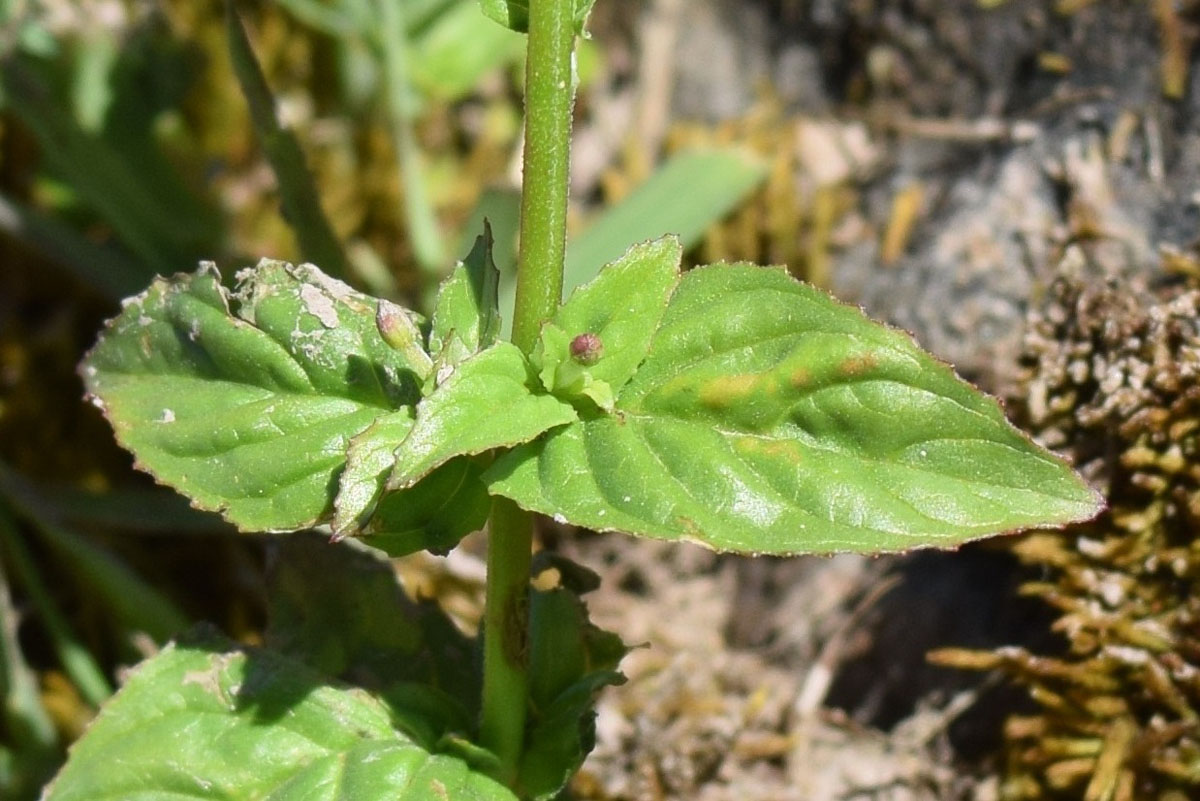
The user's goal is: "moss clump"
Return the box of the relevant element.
[932,251,1200,801]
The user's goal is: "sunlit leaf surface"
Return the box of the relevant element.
[488,252,1103,554]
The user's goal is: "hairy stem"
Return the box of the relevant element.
[480,0,577,787]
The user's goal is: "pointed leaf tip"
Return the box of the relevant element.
[488,260,1102,555]
[429,223,503,383]
[534,236,680,412]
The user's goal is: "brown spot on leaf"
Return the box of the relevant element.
[676,516,704,541]
[299,284,340,328]
[789,368,812,389]
[182,656,234,707]
[837,352,880,377]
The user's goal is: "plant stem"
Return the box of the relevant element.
[510,0,575,353]
[479,497,534,782]
[480,0,576,787]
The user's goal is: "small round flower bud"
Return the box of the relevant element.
[376,299,419,350]
[569,332,603,365]
[376,299,433,379]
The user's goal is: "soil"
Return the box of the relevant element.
[549,1,1199,798]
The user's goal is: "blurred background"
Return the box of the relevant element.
[1,1,1198,799]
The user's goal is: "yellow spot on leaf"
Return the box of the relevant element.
[698,373,760,408]
[734,436,803,462]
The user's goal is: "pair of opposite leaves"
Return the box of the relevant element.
[82,234,1101,556]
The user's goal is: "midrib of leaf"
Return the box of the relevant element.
[330,752,349,800]
[624,333,1020,462]
[131,705,336,751]
[619,397,1080,505]
[502,414,1081,551]
[591,417,834,534]
[101,379,391,467]
[69,685,407,782]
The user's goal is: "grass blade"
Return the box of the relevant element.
[376,0,446,286]
[0,555,59,800]
[0,465,188,643]
[273,0,363,36]
[564,148,765,293]
[0,504,112,708]
[2,60,203,272]
[226,2,350,279]
[26,484,230,536]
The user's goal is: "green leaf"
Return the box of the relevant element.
[388,342,577,491]
[43,630,515,801]
[486,260,1103,555]
[519,571,625,800]
[534,237,681,410]
[265,534,480,741]
[83,261,425,532]
[366,457,492,556]
[429,222,503,382]
[478,0,595,36]
[334,411,491,554]
[334,409,416,535]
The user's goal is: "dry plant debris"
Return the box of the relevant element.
[566,539,981,801]
[933,251,1200,801]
